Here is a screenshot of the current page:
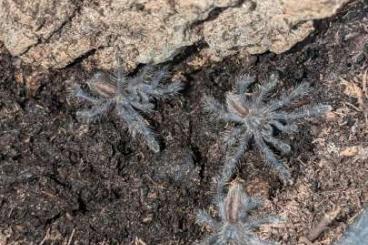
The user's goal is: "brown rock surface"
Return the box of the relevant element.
[0,0,348,70]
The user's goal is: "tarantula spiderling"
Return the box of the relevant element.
[74,58,183,153]
[204,73,331,183]
[196,179,280,245]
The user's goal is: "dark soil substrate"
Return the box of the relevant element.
[1,1,368,244]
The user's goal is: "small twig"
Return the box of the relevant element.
[344,101,361,112]
[39,228,51,245]
[362,70,368,124]
[307,207,341,241]
[67,229,75,245]
[362,70,367,98]
[132,237,147,245]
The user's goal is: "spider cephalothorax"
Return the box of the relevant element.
[204,73,331,183]
[74,59,182,152]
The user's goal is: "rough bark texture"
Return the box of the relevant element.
[0,0,348,70]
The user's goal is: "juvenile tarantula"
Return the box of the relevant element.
[74,58,182,152]
[204,73,331,183]
[196,179,279,245]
